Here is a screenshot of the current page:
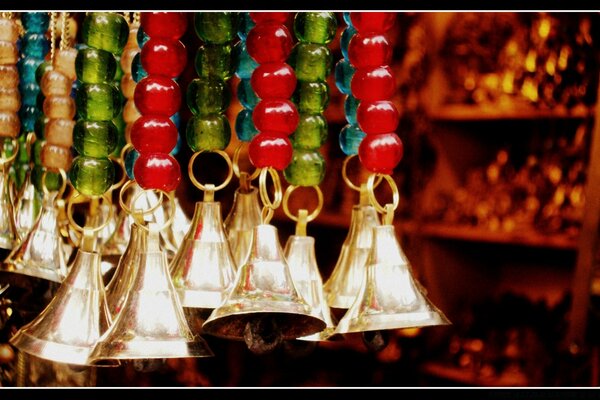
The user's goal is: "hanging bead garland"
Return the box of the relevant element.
[131,12,187,192]
[0,13,21,141]
[246,12,298,171]
[70,12,128,196]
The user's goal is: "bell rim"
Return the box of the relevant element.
[88,338,215,363]
[10,329,97,366]
[0,262,64,283]
[334,311,452,335]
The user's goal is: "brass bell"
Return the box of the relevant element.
[9,228,113,366]
[0,166,18,253]
[334,224,450,335]
[224,184,262,269]
[89,223,214,362]
[13,169,42,243]
[164,195,191,249]
[202,223,326,352]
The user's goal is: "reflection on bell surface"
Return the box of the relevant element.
[165,195,191,249]
[224,186,262,269]
[9,229,113,366]
[202,224,326,346]
[1,192,70,283]
[284,235,337,342]
[0,167,18,251]
[13,170,42,243]
[170,200,236,310]
[89,201,118,251]
[323,203,380,309]
[334,225,450,335]
[89,223,214,362]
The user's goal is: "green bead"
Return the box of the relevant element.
[186,114,231,151]
[284,149,325,186]
[194,12,238,44]
[186,77,230,116]
[31,139,44,165]
[75,48,117,84]
[291,114,328,150]
[69,156,115,196]
[289,43,332,82]
[76,83,122,121]
[73,120,118,158]
[293,81,329,113]
[82,12,129,55]
[294,12,337,45]
[195,44,234,81]
[32,165,61,192]
[34,115,49,140]
[112,113,126,157]
[35,60,53,85]
[114,57,124,81]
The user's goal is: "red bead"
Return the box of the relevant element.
[253,99,299,135]
[348,33,392,69]
[131,115,178,154]
[358,132,403,174]
[141,38,187,78]
[350,12,396,33]
[249,134,293,170]
[250,12,289,24]
[357,100,399,135]
[246,22,293,64]
[141,12,188,40]
[251,62,296,99]
[134,76,181,117]
[134,152,181,191]
[351,66,395,101]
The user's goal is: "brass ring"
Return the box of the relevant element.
[131,188,176,233]
[366,173,400,215]
[232,142,260,181]
[342,154,383,192]
[107,155,127,193]
[188,149,234,192]
[118,179,164,218]
[0,137,19,168]
[25,132,35,160]
[66,191,114,233]
[282,185,324,223]
[41,168,68,200]
[258,167,282,211]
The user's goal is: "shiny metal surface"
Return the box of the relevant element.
[13,170,42,243]
[165,195,191,249]
[0,168,18,250]
[223,187,262,269]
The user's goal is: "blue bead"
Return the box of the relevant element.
[19,106,40,132]
[20,82,39,106]
[71,80,79,99]
[343,12,352,26]
[18,57,43,84]
[136,27,149,48]
[235,109,258,142]
[21,33,50,59]
[170,112,181,129]
[335,59,354,95]
[237,79,260,110]
[131,52,147,83]
[125,148,139,180]
[237,12,255,41]
[171,132,183,156]
[345,95,360,125]
[22,12,50,34]
[339,124,365,156]
[234,41,258,80]
[341,26,356,61]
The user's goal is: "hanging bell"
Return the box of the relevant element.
[88,223,214,363]
[9,228,113,366]
[224,184,262,269]
[323,188,380,309]
[13,169,42,243]
[0,166,18,254]
[1,191,70,283]
[284,234,337,342]
[334,224,450,335]
[202,223,326,352]
[164,195,191,250]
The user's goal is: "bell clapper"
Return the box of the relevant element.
[132,358,167,373]
[362,330,390,353]
[243,317,282,355]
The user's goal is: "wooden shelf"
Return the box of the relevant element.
[420,361,529,387]
[428,103,592,122]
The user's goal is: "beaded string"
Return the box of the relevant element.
[120,12,141,163]
[0,13,21,144]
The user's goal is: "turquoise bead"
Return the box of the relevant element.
[21,33,50,59]
[171,133,183,156]
[131,52,147,83]
[294,81,329,114]
[234,41,258,80]
[18,58,43,88]
[235,109,258,142]
[291,114,328,149]
[70,156,115,196]
[137,27,149,48]
[237,12,255,40]
[124,148,139,180]
[34,115,49,140]
[294,12,337,45]
[343,12,352,26]
[186,77,230,116]
[344,95,360,125]
[82,12,129,55]
[339,124,365,156]
[335,59,354,95]
[73,120,118,158]
[237,78,260,110]
[76,83,122,121]
[283,148,325,187]
[75,48,117,84]
[20,82,39,106]
[195,44,234,81]
[194,12,238,44]
[186,114,231,151]
[341,26,356,60]
[19,106,39,132]
[289,43,332,82]
[22,12,50,34]
[35,60,53,85]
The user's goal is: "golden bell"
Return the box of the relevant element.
[0,167,18,251]
[88,223,214,362]
[224,186,262,269]
[334,224,450,335]
[13,169,42,243]
[1,192,70,283]
[323,202,380,309]
[164,195,191,250]
[170,200,236,310]
[88,201,118,250]
[9,229,113,366]
[202,224,326,350]
[283,235,337,342]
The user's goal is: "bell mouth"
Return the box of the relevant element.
[88,337,214,363]
[0,261,65,283]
